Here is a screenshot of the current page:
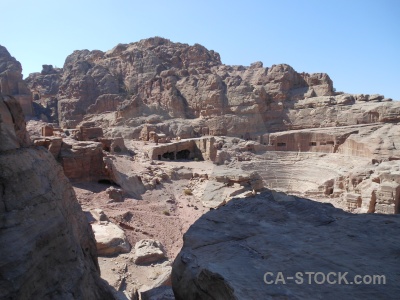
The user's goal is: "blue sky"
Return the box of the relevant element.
[2,0,399,99]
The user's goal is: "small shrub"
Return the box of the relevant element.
[184,189,193,196]
[162,210,170,216]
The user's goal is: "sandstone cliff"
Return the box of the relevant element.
[22,38,334,131]
[22,37,400,142]
[25,64,62,122]
[0,95,114,299]
[172,191,400,299]
[19,38,400,143]
[0,45,32,116]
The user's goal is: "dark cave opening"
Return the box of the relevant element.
[162,152,175,160]
[176,149,190,160]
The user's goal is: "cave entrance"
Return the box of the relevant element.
[176,149,190,160]
[162,152,175,160]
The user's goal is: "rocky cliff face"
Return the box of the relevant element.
[0,46,32,116]
[22,37,400,141]
[0,94,31,150]
[0,95,114,299]
[25,64,62,122]
[172,191,400,299]
[23,37,335,132]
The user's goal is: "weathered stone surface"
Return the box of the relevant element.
[148,137,216,161]
[0,148,114,299]
[25,65,62,122]
[77,122,104,141]
[134,239,166,265]
[139,286,174,300]
[12,38,400,145]
[198,169,264,208]
[106,186,124,202]
[33,136,62,158]
[0,97,114,298]
[0,46,33,116]
[91,222,130,256]
[43,38,334,131]
[0,94,31,151]
[60,138,108,181]
[172,191,400,299]
[104,155,147,198]
[110,137,127,154]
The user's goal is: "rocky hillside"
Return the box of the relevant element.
[25,64,62,122]
[0,94,114,299]
[172,191,400,299]
[0,46,32,116]
[21,37,400,141]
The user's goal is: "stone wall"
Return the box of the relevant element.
[267,131,338,153]
[337,138,373,158]
[265,129,362,154]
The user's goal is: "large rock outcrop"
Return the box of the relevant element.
[25,64,62,122]
[0,94,31,150]
[172,191,400,299]
[0,45,32,116]
[18,38,400,141]
[0,95,114,299]
[26,37,333,131]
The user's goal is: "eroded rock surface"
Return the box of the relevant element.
[0,94,31,150]
[134,239,166,265]
[0,45,32,116]
[0,97,114,299]
[172,191,400,300]
[25,64,62,122]
[92,222,131,256]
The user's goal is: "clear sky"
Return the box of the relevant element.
[2,0,399,99]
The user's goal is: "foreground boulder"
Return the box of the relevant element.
[0,95,114,299]
[172,191,400,299]
[0,147,115,299]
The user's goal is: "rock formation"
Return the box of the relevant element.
[134,239,166,265]
[0,39,396,142]
[172,191,400,299]
[0,46,32,116]
[18,38,334,132]
[25,64,62,122]
[0,94,31,150]
[148,136,217,161]
[0,95,114,299]
[60,138,108,182]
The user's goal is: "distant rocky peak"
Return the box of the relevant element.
[138,36,173,48]
[0,45,23,75]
